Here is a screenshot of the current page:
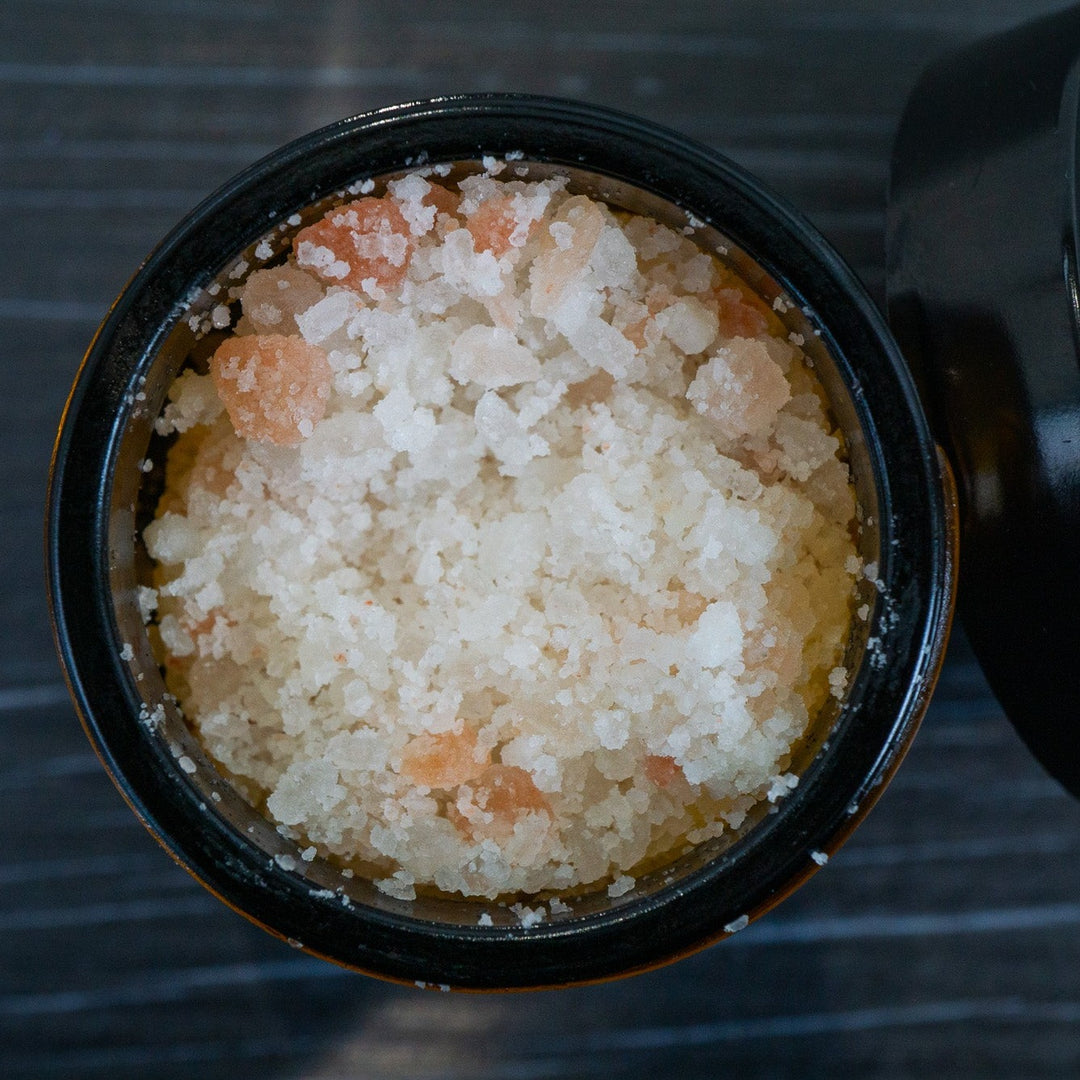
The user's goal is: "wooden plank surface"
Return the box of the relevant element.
[4,1,1080,1077]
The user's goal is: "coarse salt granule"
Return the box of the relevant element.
[510,903,546,927]
[145,166,862,901]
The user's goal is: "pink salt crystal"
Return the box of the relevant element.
[466,193,534,256]
[529,195,605,316]
[563,369,615,409]
[420,182,463,240]
[294,196,413,294]
[210,333,332,447]
[713,286,770,338]
[687,338,792,441]
[674,588,709,626]
[449,324,541,388]
[423,181,461,219]
[644,754,681,787]
[241,265,325,334]
[449,764,552,840]
[398,728,489,789]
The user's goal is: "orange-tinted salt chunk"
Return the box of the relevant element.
[687,337,791,442]
[293,196,413,294]
[423,182,462,220]
[399,728,488,789]
[449,764,551,839]
[466,194,534,257]
[181,608,234,658]
[714,286,770,338]
[241,265,325,334]
[530,195,605,316]
[644,754,681,788]
[674,588,709,626]
[210,333,332,447]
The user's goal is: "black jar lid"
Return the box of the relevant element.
[888,5,1080,797]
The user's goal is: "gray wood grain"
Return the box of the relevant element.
[4,1,1080,1077]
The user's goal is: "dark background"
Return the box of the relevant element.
[5,1,1080,1077]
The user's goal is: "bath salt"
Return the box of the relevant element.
[143,165,861,901]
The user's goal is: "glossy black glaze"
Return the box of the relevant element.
[888,8,1080,798]
[47,95,952,988]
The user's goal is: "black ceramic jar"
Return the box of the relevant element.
[46,95,954,989]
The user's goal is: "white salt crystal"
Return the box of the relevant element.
[375,872,417,901]
[569,317,638,379]
[549,221,574,250]
[473,390,548,475]
[156,369,224,433]
[510,903,545,927]
[373,386,436,453]
[295,290,360,343]
[686,601,743,669]
[656,297,719,354]
[449,324,541,388]
[588,225,637,289]
[296,239,350,281]
[388,172,438,235]
[139,703,165,733]
[136,586,158,622]
[594,709,630,750]
[828,666,849,698]
[766,773,799,803]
